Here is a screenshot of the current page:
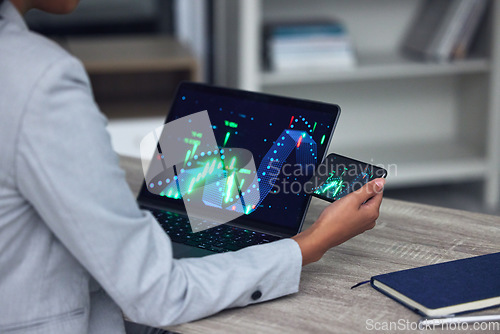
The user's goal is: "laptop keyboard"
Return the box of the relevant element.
[149,208,281,253]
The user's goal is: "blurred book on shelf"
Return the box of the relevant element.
[263,20,356,72]
[401,0,489,62]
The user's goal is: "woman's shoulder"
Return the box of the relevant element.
[0,1,76,77]
[1,25,76,80]
[0,22,88,115]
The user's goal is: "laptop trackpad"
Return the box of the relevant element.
[172,242,215,259]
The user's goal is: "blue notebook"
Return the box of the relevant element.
[371,252,500,317]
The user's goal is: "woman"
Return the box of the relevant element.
[0,0,385,333]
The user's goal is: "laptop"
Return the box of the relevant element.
[137,82,340,258]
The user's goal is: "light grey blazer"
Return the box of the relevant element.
[0,1,302,333]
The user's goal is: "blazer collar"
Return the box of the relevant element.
[0,0,28,31]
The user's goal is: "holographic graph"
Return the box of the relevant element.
[146,115,258,216]
[333,167,370,199]
[256,128,317,208]
[313,170,346,198]
[145,111,321,218]
[152,88,338,231]
[141,111,259,232]
[141,94,333,230]
[312,165,371,201]
[155,148,260,215]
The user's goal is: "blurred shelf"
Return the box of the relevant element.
[261,53,490,86]
[57,35,198,119]
[62,35,199,77]
[98,99,172,119]
[186,0,500,208]
[334,139,487,187]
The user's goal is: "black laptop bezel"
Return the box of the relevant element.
[137,82,340,238]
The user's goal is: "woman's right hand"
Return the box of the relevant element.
[292,178,385,265]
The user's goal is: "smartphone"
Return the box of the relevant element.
[305,153,387,202]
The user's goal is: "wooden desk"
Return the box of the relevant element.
[119,156,500,334]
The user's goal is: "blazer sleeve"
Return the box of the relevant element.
[15,55,302,327]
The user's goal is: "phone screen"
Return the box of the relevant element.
[305,153,387,202]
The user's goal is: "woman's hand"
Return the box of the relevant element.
[292,178,385,265]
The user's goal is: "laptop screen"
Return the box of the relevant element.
[138,82,340,237]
